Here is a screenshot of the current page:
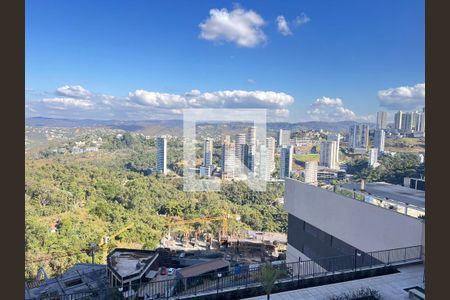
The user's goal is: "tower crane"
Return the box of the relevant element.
[92,223,135,264]
[165,214,240,243]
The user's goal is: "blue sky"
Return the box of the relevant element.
[25,0,425,122]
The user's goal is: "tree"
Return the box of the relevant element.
[257,263,285,300]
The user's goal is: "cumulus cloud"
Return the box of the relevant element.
[27,85,296,121]
[199,6,267,47]
[295,13,310,26]
[377,83,425,110]
[56,85,92,98]
[307,96,374,122]
[128,89,294,110]
[276,13,310,36]
[128,90,187,108]
[42,97,94,110]
[276,16,292,36]
[311,97,344,108]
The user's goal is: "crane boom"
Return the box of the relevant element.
[96,223,135,263]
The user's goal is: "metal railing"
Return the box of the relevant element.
[28,245,423,300]
[333,186,425,219]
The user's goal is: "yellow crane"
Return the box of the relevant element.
[93,223,135,263]
[165,214,240,243]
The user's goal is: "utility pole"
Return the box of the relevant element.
[90,243,98,264]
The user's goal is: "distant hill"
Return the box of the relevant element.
[26,117,374,136]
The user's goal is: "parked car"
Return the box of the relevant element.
[160,266,167,275]
[167,268,175,276]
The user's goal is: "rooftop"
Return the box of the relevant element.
[25,263,107,300]
[342,182,425,209]
[177,258,230,278]
[108,249,158,279]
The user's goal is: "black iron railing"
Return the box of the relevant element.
[27,245,423,300]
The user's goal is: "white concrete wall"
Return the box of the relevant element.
[284,178,424,253]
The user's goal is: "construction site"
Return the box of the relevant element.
[25,214,287,300]
[160,214,287,265]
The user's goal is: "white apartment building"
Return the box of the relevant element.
[278,129,291,147]
[319,140,338,170]
[374,129,385,154]
[203,138,213,167]
[368,148,379,167]
[349,124,369,150]
[266,137,276,172]
[376,111,388,129]
[221,142,235,179]
[304,161,318,185]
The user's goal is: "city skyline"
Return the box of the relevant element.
[25,0,424,123]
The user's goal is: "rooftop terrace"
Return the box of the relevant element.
[108,249,158,280]
[342,182,425,209]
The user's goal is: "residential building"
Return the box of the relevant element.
[327,133,341,165]
[376,111,388,129]
[199,165,212,177]
[304,161,318,185]
[394,111,403,130]
[156,136,167,175]
[284,179,425,267]
[417,107,425,133]
[256,143,269,181]
[234,133,247,176]
[374,129,385,154]
[266,137,276,172]
[278,129,291,147]
[246,126,256,173]
[235,133,246,158]
[221,141,235,179]
[25,264,107,300]
[349,124,369,150]
[368,148,378,167]
[319,141,338,170]
[401,112,414,131]
[203,138,213,167]
[223,135,231,144]
[107,249,159,293]
[280,146,293,179]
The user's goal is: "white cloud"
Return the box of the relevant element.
[199,6,267,47]
[377,83,425,110]
[56,85,92,98]
[27,86,295,121]
[270,109,290,119]
[42,97,94,110]
[247,79,256,84]
[276,16,292,36]
[128,90,187,108]
[307,96,374,122]
[128,89,294,110]
[311,97,344,108]
[295,13,310,26]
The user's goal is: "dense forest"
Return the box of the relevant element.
[25,132,286,279]
[345,152,425,184]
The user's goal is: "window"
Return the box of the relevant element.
[64,278,83,287]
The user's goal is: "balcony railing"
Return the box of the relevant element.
[27,245,423,300]
[332,186,425,219]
